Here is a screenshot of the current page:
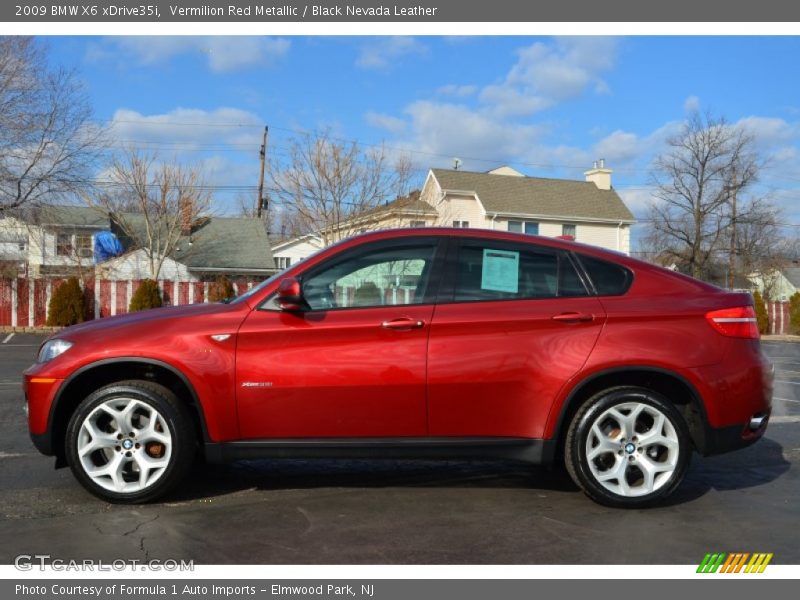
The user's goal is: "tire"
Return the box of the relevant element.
[65,380,196,503]
[564,386,691,508]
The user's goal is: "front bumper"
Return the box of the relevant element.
[23,372,64,457]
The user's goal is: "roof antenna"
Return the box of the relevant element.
[453,158,462,171]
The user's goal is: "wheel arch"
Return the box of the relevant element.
[48,357,210,463]
[550,366,710,457]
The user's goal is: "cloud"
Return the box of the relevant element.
[684,95,701,112]
[436,84,478,97]
[356,37,428,70]
[88,36,290,73]
[401,101,543,170]
[364,111,407,134]
[592,130,642,165]
[480,37,619,117]
[108,107,264,148]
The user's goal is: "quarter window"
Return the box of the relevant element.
[578,255,633,296]
[301,243,438,310]
[454,242,588,301]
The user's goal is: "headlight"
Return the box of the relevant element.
[38,339,73,363]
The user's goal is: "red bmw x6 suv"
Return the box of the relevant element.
[24,228,772,507]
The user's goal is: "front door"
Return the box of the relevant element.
[236,238,445,439]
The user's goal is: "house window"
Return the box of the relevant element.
[56,233,72,256]
[562,224,577,238]
[409,221,427,228]
[18,241,26,252]
[75,234,93,258]
[453,220,470,228]
[276,257,292,270]
[508,220,539,235]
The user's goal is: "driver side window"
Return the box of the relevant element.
[302,244,437,310]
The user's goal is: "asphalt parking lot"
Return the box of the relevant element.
[0,333,798,564]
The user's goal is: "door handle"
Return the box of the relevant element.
[381,317,425,330]
[551,312,595,323]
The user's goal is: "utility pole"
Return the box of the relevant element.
[728,166,737,290]
[256,125,268,219]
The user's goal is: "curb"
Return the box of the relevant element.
[0,326,61,334]
[761,335,800,342]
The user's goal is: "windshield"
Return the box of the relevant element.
[229,272,282,305]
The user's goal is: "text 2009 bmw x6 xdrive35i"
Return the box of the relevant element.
[24,228,772,507]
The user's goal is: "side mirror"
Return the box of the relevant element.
[276,277,306,312]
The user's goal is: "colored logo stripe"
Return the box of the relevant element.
[697,553,772,573]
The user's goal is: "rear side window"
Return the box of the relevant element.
[454,243,588,301]
[579,255,633,296]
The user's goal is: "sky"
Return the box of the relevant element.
[44,35,800,242]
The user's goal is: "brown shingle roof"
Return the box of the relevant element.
[431,169,635,222]
[358,191,438,219]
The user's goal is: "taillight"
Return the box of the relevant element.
[705,306,759,339]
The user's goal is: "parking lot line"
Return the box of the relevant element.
[771,415,800,423]
[1,333,13,344]
[774,396,800,404]
[773,380,800,386]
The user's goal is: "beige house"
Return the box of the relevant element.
[271,162,636,269]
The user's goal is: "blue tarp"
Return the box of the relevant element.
[93,231,123,264]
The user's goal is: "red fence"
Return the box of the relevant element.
[0,278,259,328]
[766,301,791,335]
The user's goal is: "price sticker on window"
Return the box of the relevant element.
[481,249,519,293]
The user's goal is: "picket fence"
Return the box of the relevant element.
[0,278,259,328]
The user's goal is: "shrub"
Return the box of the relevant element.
[208,275,235,303]
[752,290,769,335]
[353,282,382,306]
[46,277,85,327]
[790,292,800,335]
[129,279,162,312]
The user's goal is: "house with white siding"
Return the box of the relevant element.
[271,162,635,266]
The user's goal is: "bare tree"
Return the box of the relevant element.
[84,149,212,280]
[647,111,759,279]
[270,131,412,245]
[0,37,103,213]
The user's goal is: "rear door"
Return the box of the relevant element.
[427,238,606,438]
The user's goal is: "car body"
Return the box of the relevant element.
[24,227,772,506]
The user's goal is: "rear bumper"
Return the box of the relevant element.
[701,411,770,456]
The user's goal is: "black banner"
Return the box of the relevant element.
[4,0,800,23]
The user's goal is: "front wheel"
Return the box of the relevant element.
[65,380,196,503]
[564,386,691,508]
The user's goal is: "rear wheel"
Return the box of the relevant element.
[65,380,195,503]
[564,386,691,508]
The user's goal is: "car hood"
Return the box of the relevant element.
[53,302,241,340]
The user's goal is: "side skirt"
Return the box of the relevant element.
[204,437,556,465]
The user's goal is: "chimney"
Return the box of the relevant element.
[180,198,192,236]
[584,158,612,190]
